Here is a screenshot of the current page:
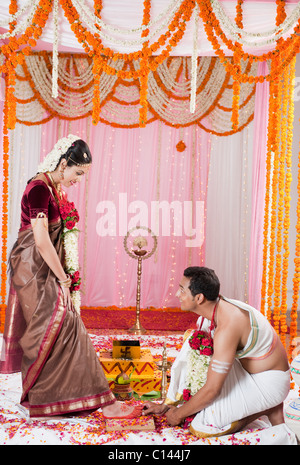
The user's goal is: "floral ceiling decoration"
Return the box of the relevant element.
[9,52,257,134]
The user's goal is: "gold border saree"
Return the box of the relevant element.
[1,220,115,417]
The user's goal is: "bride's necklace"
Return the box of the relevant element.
[46,171,61,197]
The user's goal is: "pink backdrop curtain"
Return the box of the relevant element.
[248,62,269,310]
[1,76,270,310]
[38,119,210,308]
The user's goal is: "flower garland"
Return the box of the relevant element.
[197,0,300,85]
[0,75,10,333]
[0,0,19,332]
[259,47,297,356]
[289,115,300,361]
[1,0,300,132]
[58,196,81,313]
[91,0,103,125]
[139,0,151,127]
[13,52,257,135]
[9,0,18,32]
[189,2,199,114]
[209,0,299,48]
[231,0,244,131]
[274,3,288,319]
[52,0,59,99]
[182,329,213,428]
[282,57,295,345]
[260,55,281,321]
[60,0,194,82]
[0,0,53,130]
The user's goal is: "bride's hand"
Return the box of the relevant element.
[61,286,73,311]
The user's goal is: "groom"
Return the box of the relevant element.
[143,266,290,438]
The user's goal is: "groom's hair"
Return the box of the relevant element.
[184,266,220,301]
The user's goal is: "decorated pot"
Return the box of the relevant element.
[285,399,300,441]
[290,355,300,387]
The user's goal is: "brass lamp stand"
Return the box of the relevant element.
[155,342,172,399]
[123,226,157,335]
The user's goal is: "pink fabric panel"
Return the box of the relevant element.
[38,120,210,308]
[248,62,269,310]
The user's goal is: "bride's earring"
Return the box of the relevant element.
[59,168,64,180]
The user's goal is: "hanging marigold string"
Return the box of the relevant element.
[9,0,18,32]
[0,0,19,332]
[92,0,103,125]
[231,0,243,131]
[260,58,280,322]
[278,57,295,346]
[289,127,300,361]
[282,57,295,348]
[272,0,287,334]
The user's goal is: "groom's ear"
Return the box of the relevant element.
[195,293,205,305]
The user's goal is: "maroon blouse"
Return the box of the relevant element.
[20,180,60,231]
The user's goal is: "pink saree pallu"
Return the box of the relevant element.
[0,221,115,417]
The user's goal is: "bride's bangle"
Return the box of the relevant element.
[58,275,71,287]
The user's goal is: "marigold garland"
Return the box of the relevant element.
[231,0,244,130]
[260,56,281,322]
[259,2,298,356]
[12,52,256,134]
[91,0,102,125]
[139,0,151,127]
[260,52,297,357]
[289,123,300,361]
[0,0,53,130]
[196,0,300,85]
[0,76,10,333]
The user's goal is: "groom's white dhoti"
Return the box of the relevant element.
[165,297,291,438]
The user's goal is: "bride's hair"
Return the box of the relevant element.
[57,139,92,168]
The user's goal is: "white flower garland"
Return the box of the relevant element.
[186,349,211,395]
[190,3,199,114]
[71,0,183,43]
[38,134,80,173]
[52,0,59,99]
[63,226,81,314]
[14,54,257,133]
[0,0,40,38]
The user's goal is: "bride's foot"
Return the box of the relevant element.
[102,401,143,419]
